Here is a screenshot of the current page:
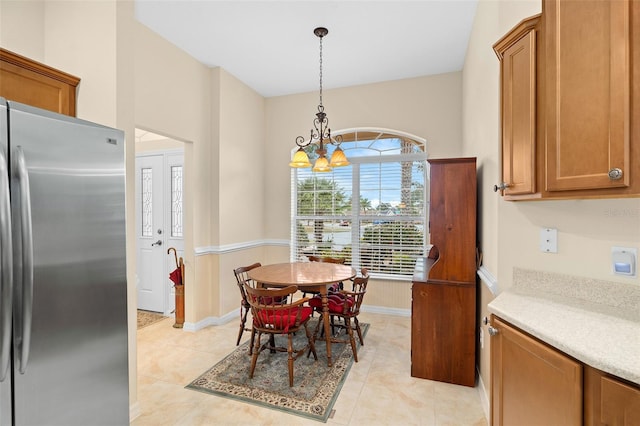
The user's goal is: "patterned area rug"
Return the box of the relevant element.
[137,310,167,329]
[186,319,369,423]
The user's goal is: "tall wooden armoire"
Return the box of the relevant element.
[411,157,477,387]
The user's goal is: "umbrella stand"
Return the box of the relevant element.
[167,247,185,328]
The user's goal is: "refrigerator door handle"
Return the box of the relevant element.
[13,146,33,374]
[0,151,12,381]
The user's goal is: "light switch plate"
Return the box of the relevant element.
[540,228,558,253]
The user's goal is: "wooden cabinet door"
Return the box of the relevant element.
[0,48,79,116]
[411,281,476,386]
[494,15,540,196]
[544,0,630,191]
[490,316,582,426]
[601,376,640,425]
[427,158,477,283]
[585,366,640,426]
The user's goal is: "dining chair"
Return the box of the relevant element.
[307,255,345,264]
[233,262,262,351]
[304,255,346,297]
[309,268,369,362]
[244,284,318,387]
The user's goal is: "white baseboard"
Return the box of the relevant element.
[129,402,141,423]
[183,309,238,332]
[360,305,411,317]
[477,368,490,423]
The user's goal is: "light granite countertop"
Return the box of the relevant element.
[488,268,640,385]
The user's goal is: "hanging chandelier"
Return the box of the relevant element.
[289,27,349,172]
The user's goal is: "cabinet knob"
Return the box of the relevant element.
[493,182,510,192]
[608,168,623,180]
[488,326,499,336]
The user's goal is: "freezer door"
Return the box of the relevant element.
[8,102,129,425]
[0,100,12,426]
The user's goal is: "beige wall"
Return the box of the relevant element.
[215,70,267,317]
[218,71,266,246]
[463,0,640,405]
[265,72,463,240]
[463,0,501,279]
[133,20,212,325]
[133,26,269,322]
[0,0,45,59]
[135,138,183,152]
[45,1,119,124]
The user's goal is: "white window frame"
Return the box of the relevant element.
[290,129,428,280]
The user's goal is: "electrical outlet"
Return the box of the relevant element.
[479,327,484,349]
[540,228,558,253]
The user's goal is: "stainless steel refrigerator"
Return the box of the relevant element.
[0,98,129,425]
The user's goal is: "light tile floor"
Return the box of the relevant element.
[132,312,488,425]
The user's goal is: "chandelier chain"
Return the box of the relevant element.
[319,33,323,107]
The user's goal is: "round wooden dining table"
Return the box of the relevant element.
[248,262,356,367]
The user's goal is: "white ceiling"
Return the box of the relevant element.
[134,0,479,98]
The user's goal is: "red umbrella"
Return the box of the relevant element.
[169,267,182,286]
[167,247,183,286]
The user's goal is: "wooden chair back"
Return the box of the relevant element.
[307,255,346,264]
[341,268,369,317]
[306,255,347,295]
[232,262,261,347]
[243,284,317,386]
[310,268,370,362]
[244,285,310,333]
[233,262,261,305]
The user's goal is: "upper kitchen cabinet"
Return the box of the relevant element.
[545,0,630,191]
[0,48,79,117]
[493,14,541,197]
[494,0,640,200]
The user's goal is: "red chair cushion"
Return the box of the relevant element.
[308,294,354,313]
[255,306,313,332]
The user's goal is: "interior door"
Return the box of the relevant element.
[135,151,184,314]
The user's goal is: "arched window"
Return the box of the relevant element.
[291,129,428,278]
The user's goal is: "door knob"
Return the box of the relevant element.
[151,240,162,247]
[608,168,623,180]
[493,182,510,192]
[488,326,499,336]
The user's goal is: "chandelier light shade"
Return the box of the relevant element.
[289,27,349,172]
[289,147,312,168]
[312,155,331,173]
